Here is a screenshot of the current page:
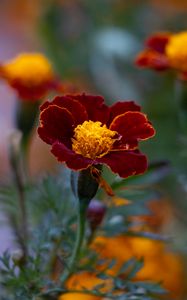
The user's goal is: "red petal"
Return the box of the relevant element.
[97,150,147,178]
[40,95,88,125]
[40,95,74,111]
[135,50,169,71]
[109,101,141,125]
[51,142,93,170]
[9,80,51,101]
[72,93,110,124]
[145,33,171,53]
[38,105,74,146]
[110,111,155,149]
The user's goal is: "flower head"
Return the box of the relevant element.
[165,32,187,72]
[59,271,111,300]
[0,53,59,100]
[135,31,187,80]
[38,93,155,178]
[92,235,184,299]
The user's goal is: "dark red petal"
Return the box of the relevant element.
[135,50,169,71]
[9,80,51,101]
[40,95,88,125]
[51,142,93,170]
[109,101,141,125]
[145,33,171,53]
[96,150,147,178]
[38,105,74,146]
[110,111,155,149]
[40,100,53,111]
[40,95,72,111]
[72,93,110,124]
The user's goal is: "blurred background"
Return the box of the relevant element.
[0,0,187,298]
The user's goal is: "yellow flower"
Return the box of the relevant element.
[135,30,187,79]
[166,31,187,72]
[0,53,58,101]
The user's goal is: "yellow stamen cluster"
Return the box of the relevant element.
[72,120,118,159]
[2,53,54,86]
[166,31,187,72]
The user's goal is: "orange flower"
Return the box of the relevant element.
[132,198,173,232]
[112,196,173,232]
[92,235,185,299]
[59,294,98,300]
[152,0,187,11]
[59,271,112,300]
[135,31,187,80]
[0,53,60,101]
[59,236,184,300]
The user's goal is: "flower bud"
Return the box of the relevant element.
[71,166,102,210]
[87,199,106,231]
[8,129,22,171]
[15,100,39,148]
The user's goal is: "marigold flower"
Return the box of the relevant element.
[92,235,185,299]
[135,31,187,80]
[59,294,98,300]
[38,94,155,178]
[58,236,184,300]
[0,53,59,100]
[59,271,112,300]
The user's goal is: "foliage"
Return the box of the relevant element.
[0,161,171,299]
[0,1,187,299]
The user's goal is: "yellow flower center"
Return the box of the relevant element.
[72,120,118,159]
[166,31,187,72]
[2,53,54,86]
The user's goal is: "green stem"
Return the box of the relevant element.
[8,131,29,263]
[60,203,86,284]
[175,79,187,135]
[13,155,28,262]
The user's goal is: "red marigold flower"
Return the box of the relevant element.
[38,94,155,178]
[0,53,61,101]
[135,31,187,79]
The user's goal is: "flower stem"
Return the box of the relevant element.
[175,79,187,135]
[60,202,86,284]
[8,131,29,263]
[15,166,28,262]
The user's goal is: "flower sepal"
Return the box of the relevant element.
[71,166,102,210]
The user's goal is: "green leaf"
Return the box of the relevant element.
[126,258,144,280]
[135,281,167,295]
[111,160,170,190]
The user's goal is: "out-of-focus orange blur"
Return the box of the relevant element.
[92,235,185,299]
[57,233,185,299]
[152,0,187,11]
